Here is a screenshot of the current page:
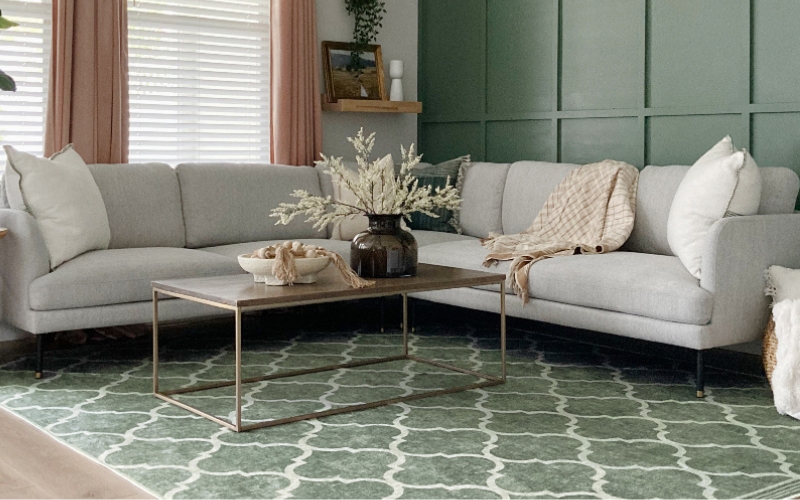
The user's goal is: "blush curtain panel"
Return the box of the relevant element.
[44,0,129,163]
[270,0,323,166]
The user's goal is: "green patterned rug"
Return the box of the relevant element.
[1,305,799,499]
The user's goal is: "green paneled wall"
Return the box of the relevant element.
[419,0,800,203]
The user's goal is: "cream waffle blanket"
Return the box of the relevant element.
[482,159,639,303]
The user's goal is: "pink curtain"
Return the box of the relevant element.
[270,0,323,166]
[44,0,129,163]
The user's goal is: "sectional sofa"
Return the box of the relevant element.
[1,160,799,396]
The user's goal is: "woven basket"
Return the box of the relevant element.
[763,316,777,386]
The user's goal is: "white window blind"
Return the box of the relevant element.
[127,0,270,164]
[0,0,51,168]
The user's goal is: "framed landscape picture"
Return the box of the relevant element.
[322,41,386,102]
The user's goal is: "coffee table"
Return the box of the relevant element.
[151,263,506,432]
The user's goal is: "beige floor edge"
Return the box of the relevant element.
[0,407,155,499]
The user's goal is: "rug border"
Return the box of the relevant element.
[0,405,163,499]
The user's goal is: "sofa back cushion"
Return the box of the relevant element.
[177,163,324,248]
[89,162,185,249]
[623,165,800,255]
[622,166,687,255]
[502,161,580,235]
[759,167,800,214]
[458,162,510,238]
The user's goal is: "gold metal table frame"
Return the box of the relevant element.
[152,279,506,432]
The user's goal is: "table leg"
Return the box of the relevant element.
[402,293,408,356]
[380,297,386,333]
[235,307,243,431]
[152,290,160,394]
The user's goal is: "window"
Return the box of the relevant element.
[0,0,51,168]
[127,0,270,164]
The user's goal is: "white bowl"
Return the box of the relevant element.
[237,254,331,285]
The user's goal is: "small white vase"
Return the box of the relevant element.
[389,60,403,102]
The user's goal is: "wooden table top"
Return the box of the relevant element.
[0,228,7,239]
[152,263,504,309]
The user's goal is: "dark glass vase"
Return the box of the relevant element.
[351,214,418,278]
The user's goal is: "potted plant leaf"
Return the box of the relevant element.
[345,0,386,73]
[0,10,19,91]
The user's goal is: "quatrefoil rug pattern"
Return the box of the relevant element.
[1,316,799,499]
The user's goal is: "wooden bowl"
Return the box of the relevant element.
[237,254,331,285]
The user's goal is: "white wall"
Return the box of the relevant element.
[316,0,418,161]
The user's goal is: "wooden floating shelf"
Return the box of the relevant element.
[322,98,422,114]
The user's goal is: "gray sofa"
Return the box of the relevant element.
[1,160,799,395]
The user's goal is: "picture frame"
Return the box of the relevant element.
[322,41,386,103]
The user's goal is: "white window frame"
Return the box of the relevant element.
[127,0,271,164]
[0,0,51,169]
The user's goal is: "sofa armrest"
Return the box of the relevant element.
[700,214,800,348]
[0,209,50,330]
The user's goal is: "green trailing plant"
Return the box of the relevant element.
[344,0,386,73]
[0,10,18,92]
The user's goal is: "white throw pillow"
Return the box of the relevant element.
[0,172,8,208]
[4,144,111,268]
[667,136,761,279]
[331,166,370,241]
[331,154,408,240]
[728,148,762,216]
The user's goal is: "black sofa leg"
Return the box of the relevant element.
[696,350,705,398]
[35,334,45,379]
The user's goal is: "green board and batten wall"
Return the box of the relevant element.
[418,0,800,206]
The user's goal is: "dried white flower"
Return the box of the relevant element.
[270,129,462,229]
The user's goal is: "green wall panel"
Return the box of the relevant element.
[419,0,800,208]
[418,0,485,116]
[420,122,483,164]
[648,0,746,108]
[487,0,555,114]
[752,0,800,104]
[560,118,640,167]
[561,0,641,111]
[751,113,800,175]
[647,115,744,167]
[486,120,553,163]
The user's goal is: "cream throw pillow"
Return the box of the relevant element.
[667,136,762,279]
[330,154,408,240]
[4,144,111,268]
[331,166,371,241]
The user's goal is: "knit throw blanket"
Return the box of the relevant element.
[771,299,800,420]
[482,159,639,303]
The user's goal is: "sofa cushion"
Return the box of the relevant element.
[457,162,510,238]
[623,165,800,256]
[29,248,243,311]
[89,162,185,249]
[177,163,324,248]
[412,230,476,247]
[418,239,511,285]
[200,238,352,260]
[502,161,580,235]
[419,240,712,325]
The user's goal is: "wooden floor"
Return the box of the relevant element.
[0,408,153,499]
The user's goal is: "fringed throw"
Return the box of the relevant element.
[320,249,375,289]
[266,243,374,288]
[482,159,639,303]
